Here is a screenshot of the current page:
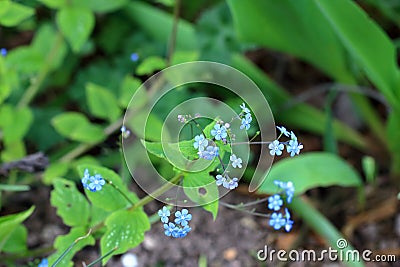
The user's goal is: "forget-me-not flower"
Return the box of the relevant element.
[0,48,7,57]
[130,53,139,62]
[268,140,284,156]
[198,145,219,160]
[211,124,227,141]
[158,206,170,223]
[193,134,208,151]
[230,154,242,168]
[174,209,192,226]
[81,169,90,189]
[240,113,252,130]
[276,126,290,137]
[269,212,286,230]
[38,258,48,267]
[284,208,294,232]
[88,174,106,192]
[240,103,250,114]
[163,222,177,237]
[215,174,226,186]
[268,194,283,211]
[286,139,303,157]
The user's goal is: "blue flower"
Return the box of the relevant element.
[198,145,219,160]
[215,174,226,186]
[290,131,297,141]
[211,124,227,141]
[193,134,208,151]
[81,169,90,189]
[121,126,131,139]
[274,180,295,203]
[130,53,139,62]
[230,154,242,168]
[38,258,48,267]
[88,174,106,192]
[228,177,238,189]
[164,222,177,237]
[0,48,7,57]
[240,103,250,114]
[173,225,191,238]
[158,206,170,223]
[284,208,294,232]
[240,113,252,130]
[268,140,284,156]
[268,194,283,211]
[269,212,286,230]
[276,126,290,137]
[174,209,192,226]
[286,139,303,157]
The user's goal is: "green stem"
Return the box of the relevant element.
[85,246,118,267]
[17,32,64,109]
[130,174,182,210]
[166,0,181,66]
[289,196,365,267]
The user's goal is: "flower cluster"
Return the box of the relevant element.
[269,126,303,157]
[239,103,252,130]
[158,206,192,238]
[268,180,295,232]
[81,169,106,192]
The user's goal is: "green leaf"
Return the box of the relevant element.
[128,111,163,141]
[86,83,121,122]
[171,50,199,65]
[0,2,34,27]
[38,0,66,9]
[0,184,30,192]
[0,104,33,144]
[257,152,362,195]
[77,165,139,211]
[84,0,129,13]
[183,172,219,219]
[316,0,400,108]
[43,162,70,185]
[5,46,44,74]
[48,227,95,267]
[119,76,145,108]
[2,225,27,253]
[0,206,34,252]
[100,209,150,265]
[51,112,106,143]
[136,56,166,76]
[50,179,90,227]
[56,7,95,52]
[1,140,26,162]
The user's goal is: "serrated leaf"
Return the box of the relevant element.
[86,83,121,122]
[183,172,219,219]
[100,209,150,264]
[48,227,95,267]
[136,56,166,75]
[257,152,362,196]
[57,7,95,52]
[0,206,34,252]
[51,112,106,143]
[2,225,27,253]
[77,165,139,211]
[0,2,34,27]
[50,179,90,227]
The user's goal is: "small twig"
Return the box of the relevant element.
[0,152,49,176]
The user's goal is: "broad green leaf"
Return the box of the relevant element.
[38,0,66,9]
[119,76,144,108]
[183,172,219,219]
[227,0,353,82]
[50,179,90,227]
[136,56,166,76]
[32,24,68,71]
[0,1,11,17]
[84,0,129,13]
[125,1,197,50]
[43,162,70,185]
[5,46,44,74]
[56,7,95,52]
[128,111,163,141]
[100,209,150,264]
[1,140,26,162]
[48,227,95,267]
[0,58,11,104]
[51,112,106,143]
[90,205,110,227]
[0,104,33,144]
[171,50,199,65]
[316,0,400,108]
[0,206,34,252]
[2,225,27,253]
[0,2,34,27]
[257,152,362,195]
[86,83,121,122]
[77,165,139,211]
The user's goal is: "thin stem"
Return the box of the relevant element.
[167,0,181,66]
[17,32,64,108]
[107,180,134,206]
[231,141,273,146]
[85,246,118,267]
[130,174,182,210]
[219,201,271,218]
